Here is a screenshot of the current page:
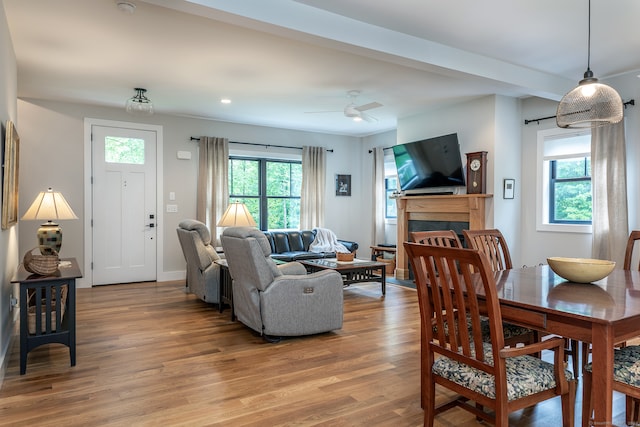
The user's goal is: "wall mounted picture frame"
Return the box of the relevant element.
[503,178,515,199]
[2,120,20,230]
[335,174,351,197]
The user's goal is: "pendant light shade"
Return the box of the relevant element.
[556,0,623,128]
[125,88,154,115]
[556,70,623,128]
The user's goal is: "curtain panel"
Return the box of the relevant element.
[372,147,386,246]
[300,146,325,230]
[197,136,229,243]
[591,120,628,265]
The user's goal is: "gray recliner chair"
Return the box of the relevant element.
[221,226,343,339]
[176,219,221,304]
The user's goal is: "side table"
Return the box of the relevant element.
[214,259,234,320]
[11,258,82,375]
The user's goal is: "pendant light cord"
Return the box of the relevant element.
[586,0,591,72]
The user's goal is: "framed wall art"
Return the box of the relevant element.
[335,174,351,197]
[2,120,20,230]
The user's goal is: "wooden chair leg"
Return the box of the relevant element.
[582,369,593,427]
[562,378,576,427]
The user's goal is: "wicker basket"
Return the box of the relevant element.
[23,248,59,276]
[27,284,68,334]
[336,252,354,262]
[376,255,396,275]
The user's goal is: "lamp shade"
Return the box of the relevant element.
[125,88,154,115]
[217,202,257,227]
[22,188,78,255]
[556,75,623,128]
[22,188,78,221]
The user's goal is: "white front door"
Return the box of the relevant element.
[91,124,157,285]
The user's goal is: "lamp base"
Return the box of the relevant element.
[38,222,62,255]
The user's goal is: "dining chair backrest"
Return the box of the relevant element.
[404,242,504,356]
[624,230,640,270]
[404,241,575,426]
[410,230,462,247]
[463,228,513,272]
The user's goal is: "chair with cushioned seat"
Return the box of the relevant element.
[415,230,536,349]
[221,226,344,340]
[463,228,580,378]
[404,242,576,426]
[176,219,221,304]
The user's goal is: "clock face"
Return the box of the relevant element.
[470,159,481,171]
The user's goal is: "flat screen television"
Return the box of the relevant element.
[392,133,466,193]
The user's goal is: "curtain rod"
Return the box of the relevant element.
[368,146,394,153]
[524,99,635,125]
[190,137,333,152]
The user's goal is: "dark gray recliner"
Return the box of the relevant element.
[176,219,221,304]
[221,226,343,338]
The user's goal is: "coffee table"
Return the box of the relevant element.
[299,258,387,295]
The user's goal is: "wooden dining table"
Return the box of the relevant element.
[484,265,640,426]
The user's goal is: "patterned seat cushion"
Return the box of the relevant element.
[584,344,640,387]
[433,315,533,344]
[432,342,573,400]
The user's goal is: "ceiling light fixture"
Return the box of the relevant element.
[125,88,154,115]
[116,1,136,14]
[220,98,231,104]
[556,0,623,128]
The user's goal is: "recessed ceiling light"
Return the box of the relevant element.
[116,1,136,14]
[221,98,231,104]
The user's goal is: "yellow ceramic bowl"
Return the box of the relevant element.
[547,257,616,283]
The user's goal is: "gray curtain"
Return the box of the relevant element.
[300,146,325,229]
[197,136,229,244]
[591,120,628,265]
[372,147,385,246]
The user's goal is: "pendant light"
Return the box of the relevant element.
[125,88,154,115]
[556,0,623,128]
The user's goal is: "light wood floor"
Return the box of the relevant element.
[0,280,631,426]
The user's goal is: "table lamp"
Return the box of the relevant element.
[21,188,78,255]
[217,201,257,227]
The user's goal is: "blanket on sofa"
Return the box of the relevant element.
[309,228,349,254]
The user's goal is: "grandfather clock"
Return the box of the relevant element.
[466,151,487,194]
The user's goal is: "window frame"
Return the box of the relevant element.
[536,128,592,234]
[548,157,592,224]
[228,155,302,231]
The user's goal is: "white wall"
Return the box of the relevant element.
[16,98,371,286]
[396,96,525,255]
[0,0,19,387]
[519,71,640,266]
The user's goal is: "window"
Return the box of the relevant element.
[549,157,591,223]
[104,136,145,164]
[385,177,397,218]
[536,128,592,233]
[229,157,301,230]
[384,149,398,219]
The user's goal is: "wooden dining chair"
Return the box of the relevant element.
[404,242,576,426]
[581,230,639,371]
[582,345,640,427]
[412,229,535,348]
[581,231,640,426]
[463,228,581,378]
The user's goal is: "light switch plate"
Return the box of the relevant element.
[166,204,178,213]
[177,151,191,160]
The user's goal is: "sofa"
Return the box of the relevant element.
[263,229,358,262]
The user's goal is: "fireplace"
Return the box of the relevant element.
[396,194,492,279]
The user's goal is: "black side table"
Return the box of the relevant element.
[214,259,234,320]
[11,258,82,375]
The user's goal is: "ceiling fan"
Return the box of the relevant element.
[306,90,383,122]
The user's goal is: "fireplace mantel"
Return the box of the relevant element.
[395,194,493,279]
